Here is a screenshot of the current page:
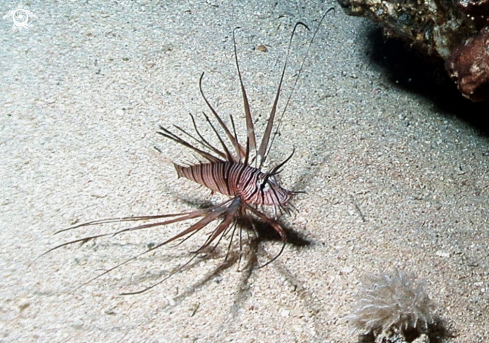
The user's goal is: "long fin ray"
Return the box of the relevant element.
[256,22,310,168]
[233,27,256,160]
[265,8,335,161]
[199,73,245,159]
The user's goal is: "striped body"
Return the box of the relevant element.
[174,161,292,207]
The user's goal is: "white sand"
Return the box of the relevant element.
[1,0,488,342]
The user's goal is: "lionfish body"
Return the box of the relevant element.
[41,17,328,294]
[174,162,293,207]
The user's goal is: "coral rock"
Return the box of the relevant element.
[337,0,489,101]
[447,27,489,102]
[457,0,489,28]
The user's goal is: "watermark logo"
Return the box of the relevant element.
[3,4,37,32]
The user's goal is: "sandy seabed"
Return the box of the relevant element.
[1,1,488,342]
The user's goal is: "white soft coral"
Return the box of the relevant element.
[347,269,436,340]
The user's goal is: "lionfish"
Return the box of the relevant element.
[42,15,329,294]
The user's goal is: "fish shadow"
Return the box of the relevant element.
[127,205,312,308]
[180,196,313,249]
[356,317,455,343]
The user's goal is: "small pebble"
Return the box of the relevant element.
[257,44,267,52]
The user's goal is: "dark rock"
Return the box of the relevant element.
[337,0,489,101]
[447,26,489,102]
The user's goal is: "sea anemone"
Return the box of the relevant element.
[347,269,436,340]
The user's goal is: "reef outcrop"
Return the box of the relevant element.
[337,0,489,101]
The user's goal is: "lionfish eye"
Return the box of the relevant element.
[261,181,270,192]
[258,173,272,191]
